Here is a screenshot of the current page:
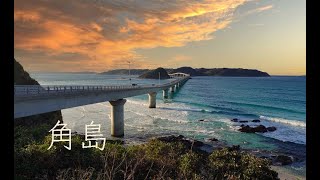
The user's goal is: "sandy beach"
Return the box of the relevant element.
[271,166,306,180]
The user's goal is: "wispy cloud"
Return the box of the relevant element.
[245,4,274,15]
[248,23,265,27]
[255,5,273,12]
[14,0,256,72]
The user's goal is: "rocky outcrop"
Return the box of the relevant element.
[239,120,248,123]
[231,118,262,123]
[14,59,39,85]
[239,125,268,133]
[273,155,294,165]
[239,125,277,133]
[267,126,277,132]
[139,67,170,79]
[208,138,219,142]
[231,118,239,122]
[228,145,240,151]
[14,58,62,126]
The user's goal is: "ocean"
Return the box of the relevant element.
[30,73,306,176]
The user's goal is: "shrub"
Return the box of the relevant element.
[208,148,279,180]
[179,151,202,178]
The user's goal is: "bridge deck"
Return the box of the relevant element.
[14,77,189,99]
[14,76,190,118]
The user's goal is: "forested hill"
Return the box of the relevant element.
[101,67,270,77]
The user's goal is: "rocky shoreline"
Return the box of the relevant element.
[151,135,298,166]
[70,115,306,178]
[87,133,302,168]
[230,118,277,133]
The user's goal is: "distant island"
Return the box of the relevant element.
[139,67,171,79]
[100,67,270,77]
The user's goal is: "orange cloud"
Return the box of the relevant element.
[14,0,250,72]
[14,10,41,22]
[173,55,192,62]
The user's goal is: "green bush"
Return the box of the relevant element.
[208,148,279,180]
[179,151,202,178]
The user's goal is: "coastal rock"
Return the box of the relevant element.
[240,124,245,127]
[259,156,274,164]
[239,120,249,123]
[231,118,239,122]
[177,135,185,139]
[239,125,268,133]
[208,138,219,142]
[239,125,277,133]
[139,67,170,79]
[228,145,240,151]
[254,125,268,133]
[192,140,204,147]
[252,119,261,123]
[267,126,277,132]
[239,125,255,133]
[274,155,294,165]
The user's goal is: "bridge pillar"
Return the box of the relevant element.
[109,99,126,137]
[163,89,169,99]
[170,86,175,92]
[148,92,157,108]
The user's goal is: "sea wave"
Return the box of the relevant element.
[158,106,258,118]
[174,100,244,113]
[126,99,189,123]
[225,101,305,114]
[259,116,306,127]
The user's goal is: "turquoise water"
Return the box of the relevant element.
[30,73,306,175]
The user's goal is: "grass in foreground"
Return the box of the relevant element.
[14,124,279,180]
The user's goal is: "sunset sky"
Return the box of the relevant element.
[14,0,305,75]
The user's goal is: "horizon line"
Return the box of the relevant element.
[28,71,305,77]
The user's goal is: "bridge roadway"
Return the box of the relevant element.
[14,75,190,137]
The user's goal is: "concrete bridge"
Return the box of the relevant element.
[14,75,190,137]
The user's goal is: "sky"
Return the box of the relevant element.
[14,0,306,75]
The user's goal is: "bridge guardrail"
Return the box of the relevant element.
[14,76,190,98]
